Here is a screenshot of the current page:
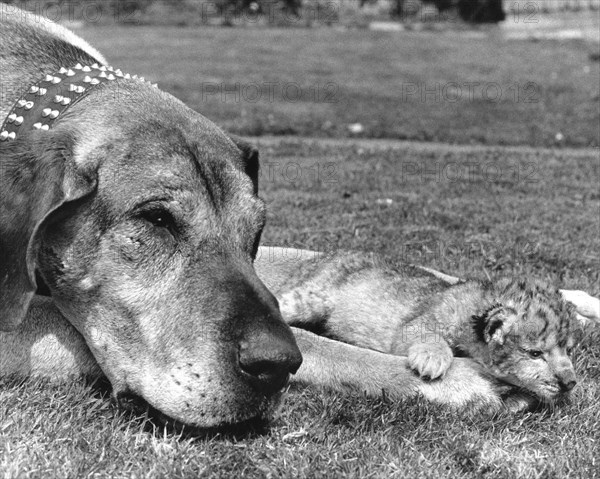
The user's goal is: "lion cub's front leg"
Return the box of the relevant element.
[390,314,455,380]
[407,340,454,380]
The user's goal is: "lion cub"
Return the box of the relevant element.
[387,277,579,404]
[274,254,580,406]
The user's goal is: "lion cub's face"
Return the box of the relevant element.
[479,279,579,402]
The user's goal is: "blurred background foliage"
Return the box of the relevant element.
[6,0,588,26]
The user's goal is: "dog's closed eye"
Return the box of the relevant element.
[137,206,178,236]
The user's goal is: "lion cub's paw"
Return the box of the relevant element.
[408,341,453,380]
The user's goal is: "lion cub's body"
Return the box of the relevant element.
[259,250,579,406]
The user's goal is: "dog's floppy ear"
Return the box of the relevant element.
[229,135,259,195]
[0,130,97,330]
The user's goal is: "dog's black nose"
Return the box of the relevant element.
[239,330,303,395]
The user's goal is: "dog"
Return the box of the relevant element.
[1,5,599,429]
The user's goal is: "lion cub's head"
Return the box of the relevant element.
[474,278,579,402]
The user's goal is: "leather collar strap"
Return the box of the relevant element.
[1,63,155,142]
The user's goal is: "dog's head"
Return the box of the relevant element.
[0,80,302,427]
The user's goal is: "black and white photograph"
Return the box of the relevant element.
[1,0,599,477]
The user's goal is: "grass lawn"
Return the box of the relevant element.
[1,22,600,478]
[76,25,600,148]
[1,137,599,478]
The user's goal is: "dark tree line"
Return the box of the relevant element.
[392,0,506,22]
[4,0,506,23]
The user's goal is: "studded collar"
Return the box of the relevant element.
[1,62,154,142]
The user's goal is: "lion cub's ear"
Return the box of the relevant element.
[483,306,518,345]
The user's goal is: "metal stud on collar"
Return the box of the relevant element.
[0,131,16,140]
[1,62,159,142]
[6,114,23,125]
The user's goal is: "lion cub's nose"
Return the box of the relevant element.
[559,378,577,392]
[239,329,303,395]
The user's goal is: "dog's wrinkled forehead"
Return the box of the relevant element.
[99,123,255,212]
[63,83,265,243]
[70,81,252,194]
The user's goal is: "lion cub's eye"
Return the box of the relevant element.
[566,346,574,355]
[527,349,543,359]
